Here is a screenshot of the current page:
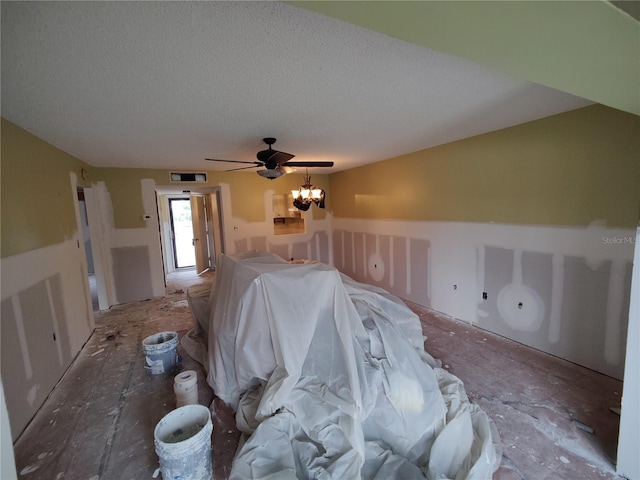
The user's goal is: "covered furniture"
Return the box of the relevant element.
[205,251,500,479]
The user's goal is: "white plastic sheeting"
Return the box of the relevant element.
[207,252,500,479]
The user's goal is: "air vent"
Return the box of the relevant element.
[170,172,207,183]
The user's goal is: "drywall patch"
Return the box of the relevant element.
[333,230,345,270]
[556,256,631,378]
[367,251,385,282]
[1,277,70,440]
[26,384,40,407]
[391,235,408,297]
[316,232,330,265]
[291,241,309,261]
[250,236,267,253]
[269,243,289,261]
[353,232,365,280]
[1,297,35,439]
[405,238,430,306]
[482,247,552,344]
[112,246,153,304]
[496,250,545,332]
[482,246,630,379]
[235,238,248,254]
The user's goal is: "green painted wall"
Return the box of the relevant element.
[1,119,93,258]
[95,168,331,229]
[0,118,330,255]
[292,1,639,116]
[329,105,640,228]
[4,104,636,259]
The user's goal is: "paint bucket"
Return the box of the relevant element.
[154,405,213,480]
[142,331,179,375]
[174,370,198,407]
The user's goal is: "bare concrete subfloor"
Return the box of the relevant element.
[12,268,622,480]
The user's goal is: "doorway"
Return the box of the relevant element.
[160,189,224,276]
[169,198,196,268]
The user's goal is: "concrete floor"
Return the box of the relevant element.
[12,268,622,479]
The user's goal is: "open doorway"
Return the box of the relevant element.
[169,198,196,268]
[158,188,225,277]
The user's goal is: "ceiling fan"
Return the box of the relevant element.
[205,137,334,179]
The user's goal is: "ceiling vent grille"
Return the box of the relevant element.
[170,172,207,183]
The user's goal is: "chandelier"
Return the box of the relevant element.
[291,174,325,211]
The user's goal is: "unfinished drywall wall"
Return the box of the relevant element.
[328,105,638,379]
[1,123,95,442]
[332,219,634,379]
[0,239,94,440]
[479,246,631,379]
[334,230,431,306]
[227,190,332,263]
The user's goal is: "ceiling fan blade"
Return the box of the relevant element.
[226,165,260,172]
[271,151,295,164]
[205,158,261,165]
[258,150,295,164]
[282,161,334,167]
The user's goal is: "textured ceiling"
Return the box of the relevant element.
[1,1,592,174]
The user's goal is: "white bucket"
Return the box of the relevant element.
[174,370,198,407]
[142,331,179,375]
[154,405,213,480]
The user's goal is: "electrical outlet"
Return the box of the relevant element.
[482,292,488,300]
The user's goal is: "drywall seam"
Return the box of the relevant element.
[11,295,33,380]
[389,236,394,288]
[45,278,64,367]
[341,231,346,270]
[362,233,367,280]
[548,253,565,344]
[351,233,356,274]
[406,237,411,296]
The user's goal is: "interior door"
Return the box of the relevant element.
[190,195,210,273]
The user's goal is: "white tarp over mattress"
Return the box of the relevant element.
[207,252,500,479]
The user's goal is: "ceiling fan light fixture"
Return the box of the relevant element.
[257,168,284,180]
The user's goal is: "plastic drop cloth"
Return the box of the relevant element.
[206,252,501,479]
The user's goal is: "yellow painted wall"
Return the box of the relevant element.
[329,105,640,228]
[95,168,331,229]
[4,104,636,257]
[1,119,93,258]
